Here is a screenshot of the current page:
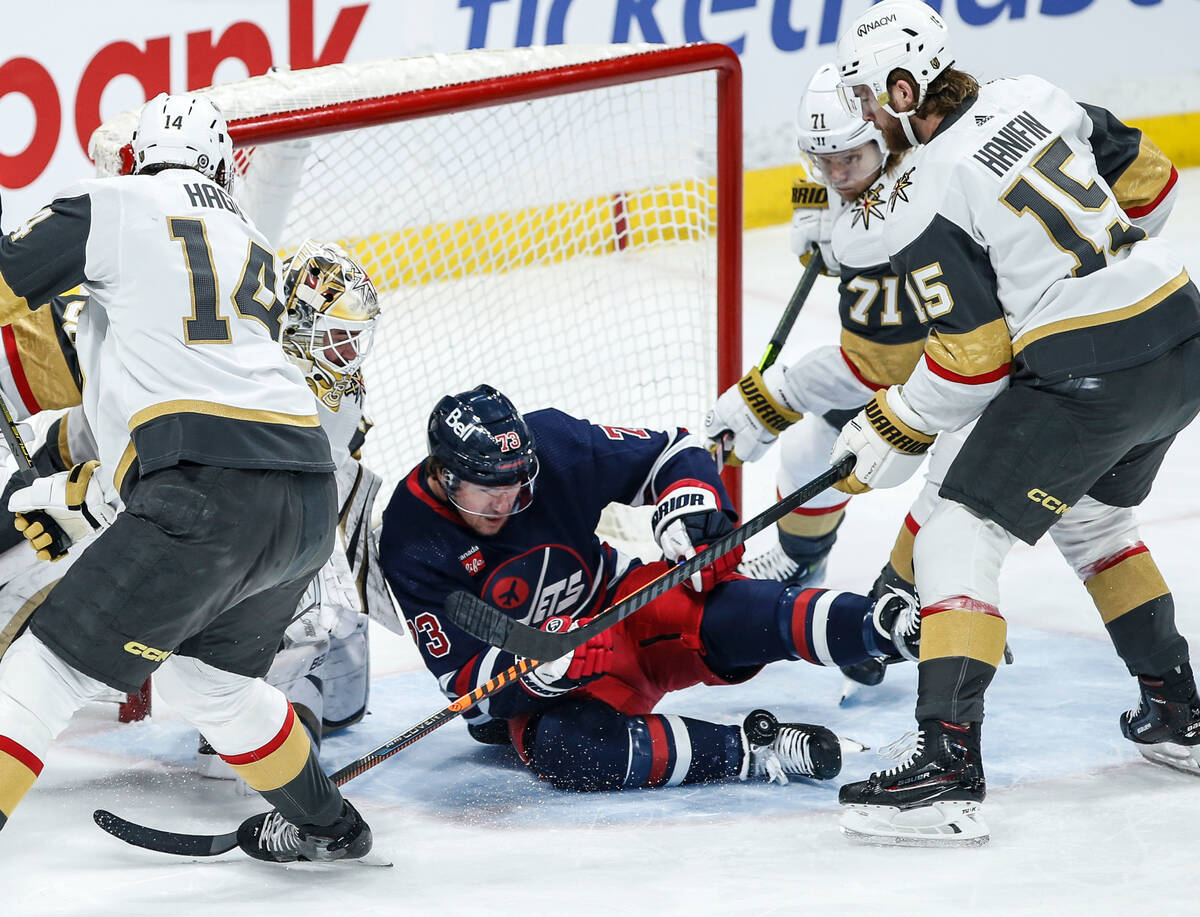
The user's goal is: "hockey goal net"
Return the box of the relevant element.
[91,43,743,558]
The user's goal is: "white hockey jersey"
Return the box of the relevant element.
[880,75,1198,433]
[0,170,333,499]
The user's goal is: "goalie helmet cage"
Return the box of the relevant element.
[91,42,743,561]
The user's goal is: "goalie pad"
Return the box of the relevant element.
[317,616,370,731]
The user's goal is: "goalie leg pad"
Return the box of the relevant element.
[314,617,370,732]
[839,800,990,847]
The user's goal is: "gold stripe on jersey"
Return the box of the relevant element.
[114,441,139,500]
[1110,135,1174,213]
[840,329,926,387]
[923,319,1012,379]
[0,273,31,324]
[128,399,322,431]
[1011,269,1190,356]
[9,306,82,410]
[56,417,73,468]
[1085,551,1170,624]
[921,609,1008,666]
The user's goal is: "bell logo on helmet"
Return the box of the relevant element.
[445,406,487,442]
[857,13,897,36]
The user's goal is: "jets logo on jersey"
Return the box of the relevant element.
[852,181,887,230]
[491,576,530,609]
[889,168,916,212]
[481,544,593,624]
[459,546,485,575]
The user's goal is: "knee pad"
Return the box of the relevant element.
[1049,496,1140,579]
[0,632,107,752]
[154,655,290,754]
[527,701,629,791]
[913,499,1016,608]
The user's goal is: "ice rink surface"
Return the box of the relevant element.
[6,170,1200,916]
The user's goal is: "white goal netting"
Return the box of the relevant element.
[91,44,742,557]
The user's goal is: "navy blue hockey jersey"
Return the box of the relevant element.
[378,408,733,723]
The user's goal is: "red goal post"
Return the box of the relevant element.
[92,42,743,554]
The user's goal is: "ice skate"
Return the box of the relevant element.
[1120,664,1200,777]
[738,542,827,588]
[237,800,376,864]
[839,719,988,847]
[741,708,858,784]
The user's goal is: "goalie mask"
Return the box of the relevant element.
[795,64,885,198]
[428,385,539,519]
[835,0,953,147]
[131,92,234,192]
[281,240,380,407]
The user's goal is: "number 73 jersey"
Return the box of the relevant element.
[881,74,1200,433]
[0,170,332,501]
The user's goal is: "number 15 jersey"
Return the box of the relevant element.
[882,74,1200,433]
[0,169,333,501]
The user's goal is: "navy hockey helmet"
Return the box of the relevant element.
[428,385,538,514]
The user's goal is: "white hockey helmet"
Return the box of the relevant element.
[131,92,233,190]
[281,240,381,398]
[835,0,953,121]
[796,64,885,195]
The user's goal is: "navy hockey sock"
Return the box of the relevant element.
[701,580,879,671]
[526,700,743,790]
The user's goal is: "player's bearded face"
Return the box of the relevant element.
[851,85,912,154]
[453,481,522,535]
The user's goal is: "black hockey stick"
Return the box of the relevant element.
[94,458,856,859]
[442,455,855,660]
[0,391,36,485]
[94,624,548,856]
[712,248,826,470]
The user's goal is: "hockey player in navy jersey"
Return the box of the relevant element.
[380,385,922,792]
[829,0,1200,845]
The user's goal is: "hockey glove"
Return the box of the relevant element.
[8,461,117,561]
[703,365,803,465]
[519,615,614,697]
[830,387,935,495]
[789,184,841,274]
[652,480,743,592]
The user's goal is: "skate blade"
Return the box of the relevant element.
[838,735,869,755]
[283,851,394,868]
[838,677,858,707]
[839,801,989,848]
[1136,742,1200,777]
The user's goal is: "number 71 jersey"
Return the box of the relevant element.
[882,74,1200,432]
[0,170,332,501]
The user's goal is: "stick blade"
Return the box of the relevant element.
[443,591,514,647]
[93,809,239,856]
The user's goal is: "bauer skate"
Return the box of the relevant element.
[1120,664,1200,777]
[839,719,989,847]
